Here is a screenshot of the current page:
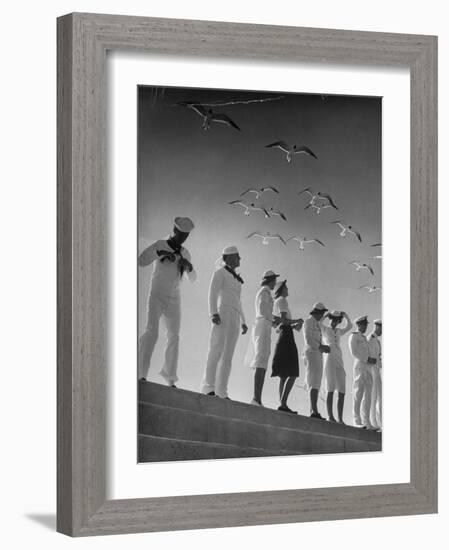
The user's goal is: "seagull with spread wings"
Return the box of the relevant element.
[330,221,362,243]
[286,236,325,251]
[299,187,338,214]
[246,232,286,245]
[229,200,270,218]
[265,141,318,163]
[240,186,279,200]
[177,101,241,131]
[269,208,287,221]
[359,285,382,293]
[349,261,375,276]
[370,243,382,248]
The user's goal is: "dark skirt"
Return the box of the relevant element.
[271,325,299,378]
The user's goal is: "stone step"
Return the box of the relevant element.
[139,381,381,444]
[139,402,379,457]
[138,434,293,462]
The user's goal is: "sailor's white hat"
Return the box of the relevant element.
[355,315,369,324]
[174,217,194,233]
[222,245,239,255]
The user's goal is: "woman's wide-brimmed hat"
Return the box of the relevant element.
[310,302,328,315]
[327,309,343,321]
[274,279,287,296]
[261,269,280,285]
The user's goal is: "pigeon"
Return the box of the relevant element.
[177,101,241,131]
[229,200,270,218]
[331,221,362,242]
[359,285,381,293]
[265,141,318,163]
[349,261,375,276]
[269,208,287,221]
[240,186,279,199]
[246,231,286,245]
[286,236,325,251]
[299,188,338,213]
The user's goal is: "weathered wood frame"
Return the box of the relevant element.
[57,12,438,536]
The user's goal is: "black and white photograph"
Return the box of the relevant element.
[137,85,382,462]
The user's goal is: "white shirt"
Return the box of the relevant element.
[349,332,371,366]
[321,318,353,354]
[273,297,291,319]
[138,239,196,298]
[208,267,246,323]
[368,333,382,368]
[303,317,323,351]
[254,286,273,322]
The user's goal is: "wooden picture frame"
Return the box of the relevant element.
[57,12,437,536]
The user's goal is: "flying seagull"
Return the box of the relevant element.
[246,231,286,245]
[369,255,382,260]
[299,188,338,213]
[269,208,287,221]
[177,101,241,131]
[286,236,325,251]
[331,221,362,243]
[370,243,382,248]
[359,285,382,293]
[349,261,375,276]
[265,141,318,163]
[240,186,280,199]
[229,200,270,218]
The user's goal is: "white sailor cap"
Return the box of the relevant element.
[174,217,194,233]
[262,269,280,279]
[222,245,239,255]
[310,302,328,314]
[355,315,368,324]
[374,319,382,325]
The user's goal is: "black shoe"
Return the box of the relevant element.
[310,412,323,419]
[278,405,297,414]
[207,391,216,396]
[170,384,177,388]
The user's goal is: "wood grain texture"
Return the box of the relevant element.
[56,12,438,536]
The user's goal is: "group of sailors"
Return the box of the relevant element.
[138,217,382,431]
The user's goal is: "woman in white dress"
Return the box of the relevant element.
[321,310,353,423]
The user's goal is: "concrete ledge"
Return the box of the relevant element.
[139,381,381,443]
[138,381,381,462]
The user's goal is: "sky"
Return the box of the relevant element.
[137,85,381,422]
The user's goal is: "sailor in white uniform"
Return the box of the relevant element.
[368,319,382,430]
[303,302,330,418]
[250,270,280,406]
[201,246,248,399]
[349,315,377,429]
[138,217,196,386]
[321,310,353,423]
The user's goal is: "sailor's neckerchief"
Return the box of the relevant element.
[157,237,186,277]
[224,264,244,284]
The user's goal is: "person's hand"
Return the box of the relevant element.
[211,314,221,325]
[157,250,176,262]
[179,257,193,272]
[272,316,281,327]
[296,318,304,329]
[368,357,377,364]
[241,323,248,335]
